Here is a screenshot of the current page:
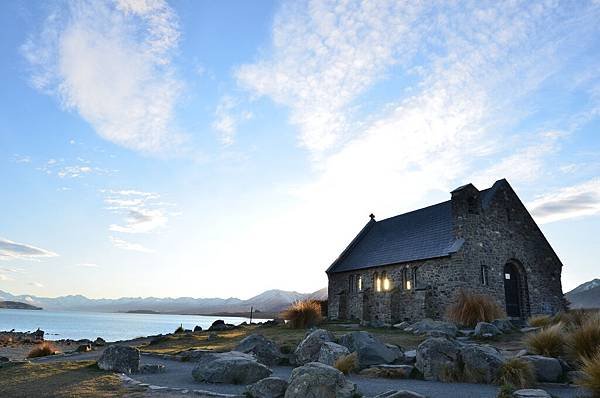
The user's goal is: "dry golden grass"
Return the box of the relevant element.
[568,312,600,362]
[445,290,505,327]
[553,309,591,330]
[27,341,59,358]
[578,350,600,396]
[281,299,323,329]
[528,314,552,327]
[334,352,358,375]
[524,323,566,358]
[495,357,536,388]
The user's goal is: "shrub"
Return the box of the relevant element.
[334,352,358,375]
[27,342,59,358]
[281,299,323,329]
[445,290,505,327]
[495,357,536,388]
[578,350,600,396]
[568,312,600,362]
[174,324,185,334]
[524,323,566,358]
[528,314,552,328]
[496,383,515,398]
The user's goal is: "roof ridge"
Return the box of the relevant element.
[377,199,451,223]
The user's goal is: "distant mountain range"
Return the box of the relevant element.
[0,300,42,310]
[0,288,327,315]
[566,278,600,309]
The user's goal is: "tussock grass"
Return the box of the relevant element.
[445,290,505,327]
[578,350,600,396]
[568,312,600,362]
[528,314,552,328]
[27,342,59,358]
[495,357,536,388]
[524,323,566,358]
[281,299,323,329]
[553,309,590,331]
[496,383,515,398]
[334,352,358,375]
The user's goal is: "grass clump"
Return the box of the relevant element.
[281,299,323,329]
[495,357,536,388]
[27,342,59,358]
[528,314,552,328]
[568,312,600,362]
[578,351,600,396]
[445,290,505,327]
[496,383,515,398]
[334,352,358,375]
[524,323,566,358]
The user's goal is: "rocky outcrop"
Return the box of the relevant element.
[191,351,272,384]
[208,319,236,331]
[461,344,504,383]
[193,325,203,332]
[415,337,461,381]
[247,377,288,398]
[97,345,140,374]
[93,337,106,346]
[339,331,403,368]
[235,334,283,366]
[522,355,564,383]
[294,329,335,365]
[405,319,458,338]
[474,322,502,338]
[317,342,350,366]
[284,362,357,398]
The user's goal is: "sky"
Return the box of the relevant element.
[0,0,599,300]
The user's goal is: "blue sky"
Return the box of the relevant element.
[0,0,599,299]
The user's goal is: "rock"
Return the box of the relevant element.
[75,343,92,353]
[33,328,44,341]
[402,350,416,364]
[492,319,515,333]
[191,351,272,384]
[139,364,166,374]
[293,329,334,365]
[0,356,9,362]
[284,362,357,398]
[566,370,585,384]
[177,349,214,362]
[339,331,403,368]
[373,391,426,398]
[247,376,288,398]
[97,345,140,374]
[235,334,283,366]
[515,349,529,357]
[474,322,502,338]
[405,319,458,338]
[93,337,106,346]
[512,389,551,398]
[208,319,236,331]
[393,322,410,330]
[359,364,415,379]
[318,342,351,366]
[461,344,504,383]
[193,325,203,332]
[415,337,461,381]
[520,327,541,333]
[522,355,563,383]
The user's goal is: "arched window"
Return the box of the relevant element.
[381,271,391,291]
[357,275,363,291]
[374,272,381,292]
[403,268,411,290]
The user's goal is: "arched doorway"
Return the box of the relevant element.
[504,262,522,318]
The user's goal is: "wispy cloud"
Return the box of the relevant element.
[0,238,58,261]
[109,236,154,253]
[76,263,99,268]
[212,96,253,146]
[103,189,170,234]
[21,0,183,153]
[29,282,44,288]
[36,157,114,178]
[529,179,600,224]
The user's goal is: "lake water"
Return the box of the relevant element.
[0,309,269,342]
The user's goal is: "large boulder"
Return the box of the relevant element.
[415,337,461,381]
[339,331,403,368]
[247,376,288,398]
[512,389,551,398]
[97,345,140,374]
[522,355,563,383]
[284,362,357,398]
[492,319,515,333]
[373,391,426,398]
[191,351,272,384]
[209,319,236,331]
[318,342,351,366]
[474,322,502,338]
[294,329,335,365]
[405,319,458,337]
[461,344,504,383]
[236,334,283,366]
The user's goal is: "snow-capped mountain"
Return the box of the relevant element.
[566,279,600,309]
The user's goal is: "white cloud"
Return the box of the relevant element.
[103,189,170,234]
[29,282,44,288]
[22,0,183,153]
[211,96,253,146]
[76,263,99,268]
[0,274,11,282]
[529,179,600,224]
[109,236,155,253]
[0,238,58,261]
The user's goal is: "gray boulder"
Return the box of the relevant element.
[294,329,335,365]
[522,355,563,383]
[247,376,288,398]
[318,342,351,366]
[405,319,458,337]
[97,345,140,374]
[492,319,515,333]
[474,322,502,338]
[373,391,426,398]
[415,337,461,381]
[191,351,272,384]
[461,344,504,383]
[339,331,403,368]
[284,362,357,398]
[93,337,106,346]
[236,334,283,366]
[402,350,417,364]
[393,322,410,330]
[513,389,551,398]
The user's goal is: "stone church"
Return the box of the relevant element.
[326,179,565,324]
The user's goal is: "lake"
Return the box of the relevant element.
[0,309,269,341]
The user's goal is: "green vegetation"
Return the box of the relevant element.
[445,290,505,327]
[281,299,323,329]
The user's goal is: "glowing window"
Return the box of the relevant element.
[406,280,412,290]
[374,273,381,292]
[357,276,362,291]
